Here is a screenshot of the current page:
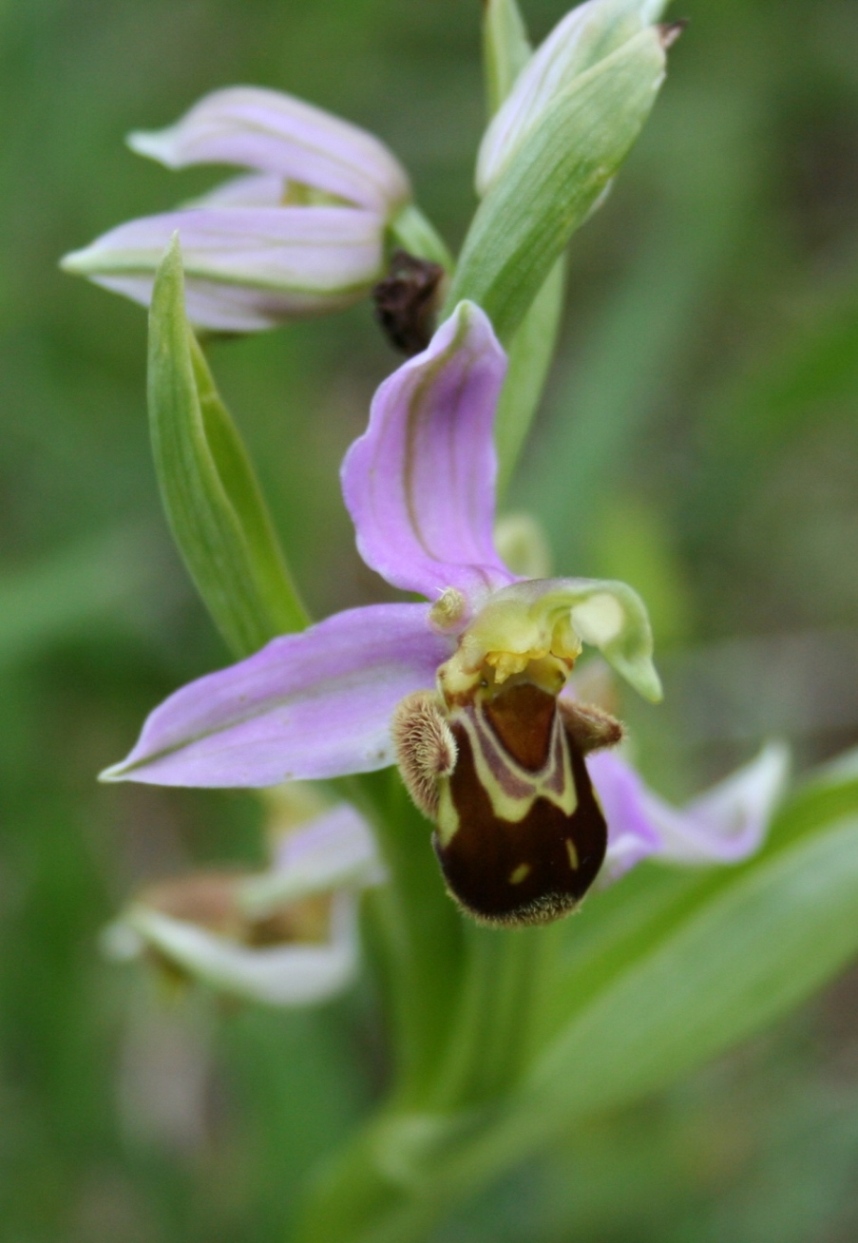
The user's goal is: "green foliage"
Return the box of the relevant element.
[147,238,308,657]
[387,205,455,272]
[482,0,563,492]
[294,759,858,1243]
[446,28,667,342]
[3,0,858,1241]
[521,761,858,1130]
[494,259,566,495]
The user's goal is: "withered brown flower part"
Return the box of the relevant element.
[373,249,446,355]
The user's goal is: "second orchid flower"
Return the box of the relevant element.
[62,86,415,331]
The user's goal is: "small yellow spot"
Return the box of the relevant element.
[565,839,579,871]
[509,863,531,885]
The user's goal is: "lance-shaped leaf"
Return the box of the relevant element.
[148,236,307,656]
[444,26,667,342]
[508,774,858,1146]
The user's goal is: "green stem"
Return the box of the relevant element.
[346,771,467,1102]
[494,258,566,496]
[429,924,543,1110]
[292,1092,526,1243]
[294,1113,447,1243]
[388,204,455,272]
[294,776,562,1242]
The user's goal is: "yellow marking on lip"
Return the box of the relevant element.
[509,863,531,885]
[565,838,579,870]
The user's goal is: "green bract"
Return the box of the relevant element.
[147,236,308,656]
[482,0,532,116]
[478,0,673,196]
[446,25,667,342]
[482,0,563,493]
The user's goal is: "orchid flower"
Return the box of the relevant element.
[101,301,785,927]
[103,801,384,1006]
[61,87,413,331]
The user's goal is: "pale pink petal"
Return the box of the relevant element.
[121,893,361,1006]
[128,86,410,214]
[592,744,790,883]
[61,206,384,330]
[249,804,387,906]
[189,172,286,208]
[101,604,451,787]
[341,301,514,605]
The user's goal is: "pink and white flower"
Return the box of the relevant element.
[62,87,411,331]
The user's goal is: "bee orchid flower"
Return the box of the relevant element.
[102,302,786,925]
[61,86,412,331]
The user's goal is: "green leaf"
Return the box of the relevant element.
[482,1,557,495]
[444,27,666,342]
[482,0,532,117]
[525,818,858,1128]
[304,761,858,1243]
[148,236,308,657]
[445,760,858,1184]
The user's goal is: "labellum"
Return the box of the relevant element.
[393,666,622,927]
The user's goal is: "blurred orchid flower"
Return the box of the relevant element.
[104,801,384,1006]
[101,302,785,925]
[62,87,412,331]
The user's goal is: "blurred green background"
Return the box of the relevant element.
[1,0,857,1238]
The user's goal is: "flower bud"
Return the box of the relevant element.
[477,0,662,194]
